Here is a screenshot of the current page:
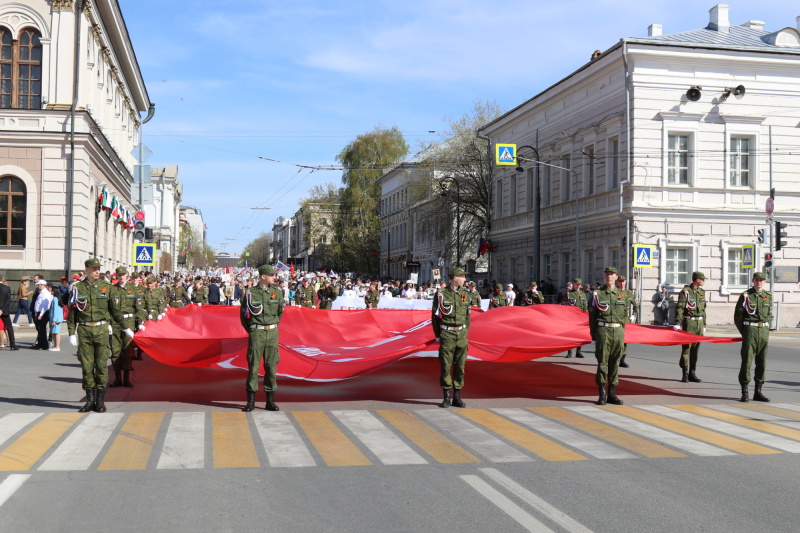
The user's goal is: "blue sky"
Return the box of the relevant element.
[119,0,798,255]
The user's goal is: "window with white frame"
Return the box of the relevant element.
[526,168,534,211]
[561,252,571,284]
[495,179,503,218]
[726,248,750,287]
[561,155,571,202]
[510,174,517,216]
[542,164,551,207]
[584,146,594,195]
[665,247,691,286]
[609,248,620,271]
[667,134,690,184]
[730,136,751,187]
[607,137,619,191]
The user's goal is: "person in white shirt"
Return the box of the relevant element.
[504,284,516,306]
[33,280,53,350]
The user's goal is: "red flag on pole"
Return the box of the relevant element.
[225,264,230,274]
[290,262,295,278]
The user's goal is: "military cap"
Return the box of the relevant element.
[468,281,476,286]
[752,272,767,280]
[692,271,706,280]
[617,274,626,281]
[258,264,276,275]
[145,276,156,284]
[173,277,182,282]
[449,267,466,278]
[21,276,29,281]
[572,278,582,284]
[495,283,503,289]
[115,266,128,275]
[529,281,537,286]
[85,258,100,268]
[603,266,618,273]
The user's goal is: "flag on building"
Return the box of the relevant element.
[275,261,290,271]
[110,197,121,220]
[477,237,497,257]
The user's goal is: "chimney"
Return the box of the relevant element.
[648,24,663,37]
[742,20,765,31]
[708,4,730,33]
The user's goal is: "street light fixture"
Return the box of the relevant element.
[439,176,461,269]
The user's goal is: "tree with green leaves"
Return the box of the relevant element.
[240,231,273,267]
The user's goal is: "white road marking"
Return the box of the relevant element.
[0,474,30,508]
[157,412,205,469]
[332,410,427,465]
[461,474,554,532]
[252,411,316,467]
[418,409,533,463]
[480,468,594,533]
[39,413,124,471]
[493,408,635,459]
[709,405,800,429]
[0,413,42,447]
[569,406,734,457]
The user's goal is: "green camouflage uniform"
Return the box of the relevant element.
[588,284,627,387]
[191,285,209,305]
[295,283,315,308]
[618,287,637,365]
[110,282,142,373]
[432,285,471,390]
[675,284,706,370]
[67,279,124,390]
[364,287,380,309]
[241,283,284,392]
[567,288,588,357]
[734,287,772,385]
[468,288,482,307]
[168,284,189,308]
[488,289,508,309]
[317,284,336,310]
[520,288,545,306]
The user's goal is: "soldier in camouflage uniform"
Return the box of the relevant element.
[241,264,284,412]
[130,273,147,360]
[488,284,508,309]
[191,276,209,305]
[295,278,315,308]
[168,277,189,308]
[520,281,545,306]
[67,258,130,413]
[674,271,706,383]
[364,281,380,309]
[109,267,142,388]
[432,267,471,408]
[566,278,587,358]
[589,266,627,405]
[615,275,637,368]
[317,280,337,310]
[734,272,772,403]
[467,281,482,307]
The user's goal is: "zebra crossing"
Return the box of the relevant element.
[0,403,799,472]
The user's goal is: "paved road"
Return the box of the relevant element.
[0,327,799,532]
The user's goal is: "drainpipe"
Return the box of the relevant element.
[65,0,84,278]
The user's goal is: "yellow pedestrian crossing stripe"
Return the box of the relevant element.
[1,404,800,472]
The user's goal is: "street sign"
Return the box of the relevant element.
[766,197,774,216]
[633,244,654,268]
[132,243,157,267]
[495,144,517,166]
[741,244,755,269]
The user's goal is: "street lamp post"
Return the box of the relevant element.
[515,145,540,282]
[440,176,461,268]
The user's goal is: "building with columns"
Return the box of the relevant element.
[479,5,800,326]
[0,0,152,280]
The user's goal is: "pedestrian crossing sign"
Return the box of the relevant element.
[633,244,654,268]
[132,243,157,267]
[741,244,755,269]
[495,144,517,166]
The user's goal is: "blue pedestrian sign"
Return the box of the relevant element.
[132,243,157,267]
[741,244,755,269]
[633,244,654,268]
[495,144,517,166]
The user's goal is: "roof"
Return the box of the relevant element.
[628,24,800,52]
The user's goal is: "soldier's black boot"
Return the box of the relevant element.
[452,389,466,408]
[607,384,623,405]
[109,369,123,388]
[265,391,280,411]
[739,383,749,403]
[753,383,770,402]
[123,370,133,388]
[681,368,689,383]
[78,389,95,413]
[688,368,702,383]
[597,385,607,406]
[566,350,573,359]
[438,389,451,408]
[94,389,107,413]
[575,347,584,359]
[242,391,255,412]
[619,356,629,368]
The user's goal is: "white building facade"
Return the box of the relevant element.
[0,0,151,279]
[480,5,800,326]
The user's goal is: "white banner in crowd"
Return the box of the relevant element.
[331,295,489,311]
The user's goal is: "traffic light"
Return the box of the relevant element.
[133,211,146,241]
[775,220,788,251]
[756,228,766,243]
[764,253,773,270]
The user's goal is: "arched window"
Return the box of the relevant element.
[0,176,26,247]
[0,26,42,109]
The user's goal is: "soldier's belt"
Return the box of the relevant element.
[121,313,134,318]
[743,321,769,328]
[79,320,107,327]
[441,325,466,331]
[684,317,704,321]
[250,324,278,330]
[597,321,622,327]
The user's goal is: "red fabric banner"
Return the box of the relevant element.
[134,304,740,382]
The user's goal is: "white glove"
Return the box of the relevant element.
[124,328,134,339]
[148,314,153,320]
[108,325,113,335]
[197,303,202,307]
[703,328,707,335]
[672,325,681,331]
[69,335,77,346]
[137,324,146,331]
[157,314,163,321]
